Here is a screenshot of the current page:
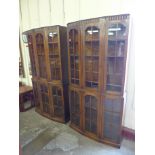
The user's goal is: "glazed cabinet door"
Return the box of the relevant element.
[39,81,50,115]
[27,34,37,76]
[82,20,103,90]
[83,93,99,137]
[68,26,81,86]
[69,88,81,128]
[50,85,64,119]
[46,27,62,81]
[105,19,129,94]
[35,30,47,79]
[102,95,123,144]
[32,79,40,109]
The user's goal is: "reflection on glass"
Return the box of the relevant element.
[106,23,126,92]
[48,32,58,42]
[85,26,99,41]
[108,23,126,37]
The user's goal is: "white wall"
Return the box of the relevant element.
[19,0,135,129]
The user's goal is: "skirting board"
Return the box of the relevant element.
[122,126,135,141]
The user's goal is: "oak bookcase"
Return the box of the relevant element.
[67,14,129,147]
[23,26,70,123]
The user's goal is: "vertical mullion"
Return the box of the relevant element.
[114,23,118,75]
[56,87,58,106]
[52,43,55,79]
[91,27,93,87]
[73,91,75,114]
[53,44,56,79]
[89,96,91,131]
[73,30,76,83]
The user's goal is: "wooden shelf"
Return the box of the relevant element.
[107,56,124,58]
[106,84,122,87]
[48,41,58,44]
[85,40,99,42]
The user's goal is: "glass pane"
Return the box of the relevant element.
[107,74,122,86]
[71,116,80,126]
[115,59,124,74]
[36,33,47,78]
[85,72,92,81]
[117,23,126,37]
[57,88,62,96]
[91,97,97,110]
[112,113,121,125]
[40,84,48,93]
[48,32,60,81]
[50,58,61,80]
[104,98,122,142]
[107,58,114,74]
[54,107,63,117]
[104,111,112,122]
[85,95,90,107]
[104,123,120,142]
[69,29,79,85]
[106,23,126,92]
[85,58,92,72]
[75,63,79,70]
[36,33,43,44]
[91,109,97,121]
[41,93,49,105]
[91,122,97,133]
[48,32,58,42]
[106,84,121,92]
[75,70,79,79]
[85,81,91,87]
[85,95,97,134]
[53,96,57,105]
[108,23,126,38]
[92,26,99,40]
[85,107,90,118]
[85,119,90,132]
[85,26,99,88]
[92,42,99,56]
[92,72,98,81]
[36,34,44,54]
[32,81,40,107]
[75,57,79,69]
[116,41,125,57]
[85,27,92,41]
[113,98,122,112]
[85,42,92,56]
[52,86,63,108]
[38,55,46,78]
[104,99,113,111]
[70,91,80,127]
[57,97,62,106]
[49,43,58,55]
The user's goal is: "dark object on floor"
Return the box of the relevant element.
[122,127,135,141]
[19,85,34,112]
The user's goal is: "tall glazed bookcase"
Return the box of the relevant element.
[67,14,129,147]
[23,26,70,123]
